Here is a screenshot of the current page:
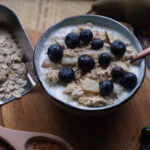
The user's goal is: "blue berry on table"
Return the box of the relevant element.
[65,32,80,49]
[58,67,75,83]
[78,54,95,72]
[98,53,111,68]
[141,127,150,141]
[79,29,93,44]
[47,44,63,62]
[140,145,150,150]
[111,66,125,80]
[91,38,104,50]
[120,72,137,89]
[111,40,126,57]
[99,80,114,96]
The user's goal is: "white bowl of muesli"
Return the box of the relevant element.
[34,15,145,115]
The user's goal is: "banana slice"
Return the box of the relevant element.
[81,48,110,55]
[61,57,77,66]
[81,78,99,93]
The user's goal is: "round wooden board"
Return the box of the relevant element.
[0,29,149,150]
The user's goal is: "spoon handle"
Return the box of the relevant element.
[132,47,150,61]
[0,126,73,150]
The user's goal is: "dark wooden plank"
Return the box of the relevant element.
[0,108,4,126]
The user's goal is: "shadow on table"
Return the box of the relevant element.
[53,101,141,150]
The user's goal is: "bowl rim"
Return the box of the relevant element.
[33,14,146,112]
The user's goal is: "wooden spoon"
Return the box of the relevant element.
[131,47,150,62]
[0,126,73,150]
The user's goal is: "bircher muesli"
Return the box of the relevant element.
[41,23,139,107]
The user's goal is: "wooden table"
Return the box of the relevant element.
[0,0,150,150]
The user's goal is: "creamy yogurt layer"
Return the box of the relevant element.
[40,23,139,108]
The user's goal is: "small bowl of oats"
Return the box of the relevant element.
[34,15,145,115]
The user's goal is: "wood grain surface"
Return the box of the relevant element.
[0,0,150,150]
[0,0,93,31]
[0,29,149,150]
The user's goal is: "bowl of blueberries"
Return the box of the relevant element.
[34,15,145,115]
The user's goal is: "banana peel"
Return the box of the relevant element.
[92,0,150,28]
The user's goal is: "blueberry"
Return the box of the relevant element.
[98,53,111,68]
[79,29,93,44]
[65,32,80,49]
[111,40,126,57]
[78,54,95,72]
[47,44,63,62]
[111,66,125,80]
[58,67,75,83]
[140,145,150,150]
[99,80,114,96]
[141,127,150,141]
[91,39,104,50]
[120,72,137,89]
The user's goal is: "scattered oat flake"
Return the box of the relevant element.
[18,88,24,93]
[5,93,12,99]
[11,63,21,69]
[12,90,21,98]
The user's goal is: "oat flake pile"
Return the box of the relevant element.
[0,29,27,100]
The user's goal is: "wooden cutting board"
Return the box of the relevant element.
[0,29,149,150]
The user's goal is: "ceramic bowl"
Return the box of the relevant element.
[34,15,146,116]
